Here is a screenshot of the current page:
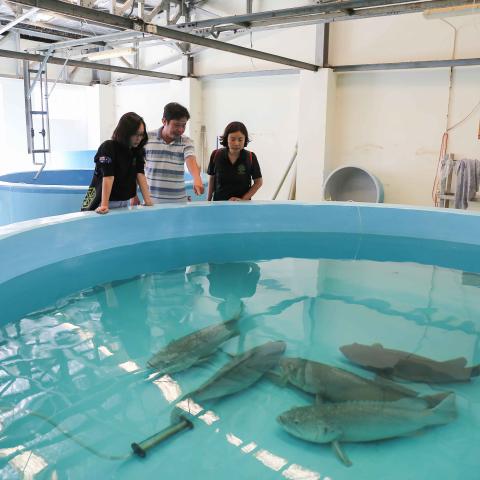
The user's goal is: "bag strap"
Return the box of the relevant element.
[212,148,223,165]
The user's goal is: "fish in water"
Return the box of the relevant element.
[277,393,457,467]
[275,357,449,407]
[185,340,286,403]
[171,341,286,423]
[340,342,480,383]
[147,317,241,375]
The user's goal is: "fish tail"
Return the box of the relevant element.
[422,390,454,408]
[430,392,457,425]
[470,365,480,377]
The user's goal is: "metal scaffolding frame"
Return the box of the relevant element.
[0,48,184,80]
[8,0,320,71]
[172,0,475,33]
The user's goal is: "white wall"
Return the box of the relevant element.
[0,78,30,174]
[0,78,107,174]
[113,80,186,133]
[195,25,316,76]
[202,74,300,200]
[0,36,105,174]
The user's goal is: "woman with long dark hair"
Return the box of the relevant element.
[207,121,262,202]
[81,112,153,214]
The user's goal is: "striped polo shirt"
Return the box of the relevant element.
[145,128,195,203]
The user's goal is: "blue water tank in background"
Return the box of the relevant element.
[0,166,208,226]
[61,150,97,169]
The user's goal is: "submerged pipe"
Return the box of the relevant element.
[131,416,193,458]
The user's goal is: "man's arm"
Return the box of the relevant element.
[185,155,205,195]
[137,173,154,206]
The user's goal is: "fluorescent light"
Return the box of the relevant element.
[423,4,480,19]
[84,47,136,61]
[34,12,54,23]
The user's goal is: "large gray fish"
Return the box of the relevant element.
[276,357,449,406]
[147,317,240,374]
[340,342,480,383]
[277,393,457,466]
[181,340,286,404]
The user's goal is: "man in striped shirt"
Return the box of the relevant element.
[145,102,204,203]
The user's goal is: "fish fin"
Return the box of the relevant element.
[399,428,426,438]
[195,354,215,364]
[264,370,287,387]
[373,376,419,396]
[374,369,395,380]
[422,391,454,408]
[471,365,480,377]
[389,397,431,409]
[331,441,352,467]
[219,349,235,359]
[430,392,457,425]
[441,357,467,368]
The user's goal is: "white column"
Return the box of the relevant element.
[296,68,336,201]
[177,77,203,165]
[87,84,116,147]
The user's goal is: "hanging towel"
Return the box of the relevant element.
[455,159,480,209]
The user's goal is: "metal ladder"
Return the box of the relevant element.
[23,58,51,179]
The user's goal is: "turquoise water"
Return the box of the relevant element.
[0,247,479,478]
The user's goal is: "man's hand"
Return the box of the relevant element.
[194,179,204,195]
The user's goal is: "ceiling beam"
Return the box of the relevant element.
[0,6,38,35]
[8,0,319,71]
[172,0,476,32]
[334,57,480,71]
[0,47,184,79]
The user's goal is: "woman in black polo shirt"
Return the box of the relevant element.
[81,112,153,214]
[207,121,263,202]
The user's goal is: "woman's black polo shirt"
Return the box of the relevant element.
[207,148,262,201]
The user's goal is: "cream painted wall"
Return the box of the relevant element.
[332,69,449,205]
[327,12,480,206]
[329,12,480,65]
[332,67,480,206]
[193,9,480,207]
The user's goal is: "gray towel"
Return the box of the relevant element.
[455,159,480,209]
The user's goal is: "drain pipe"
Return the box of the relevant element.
[272,142,298,200]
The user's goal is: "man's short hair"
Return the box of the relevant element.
[163,102,190,122]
